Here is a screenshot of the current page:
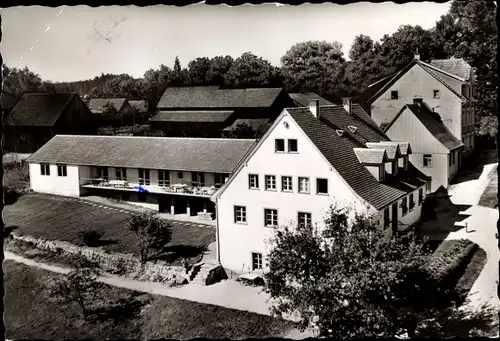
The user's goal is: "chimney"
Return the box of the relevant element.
[342,97,352,115]
[309,99,320,119]
[414,47,420,60]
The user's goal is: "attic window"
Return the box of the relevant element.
[348,125,357,134]
[391,91,398,100]
[433,90,440,99]
[335,129,344,137]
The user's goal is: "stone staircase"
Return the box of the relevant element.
[188,261,227,286]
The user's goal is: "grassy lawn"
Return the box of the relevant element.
[3,193,216,264]
[4,261,295,340]
[478,165,498,208]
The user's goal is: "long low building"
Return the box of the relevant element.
[26,135,257,220]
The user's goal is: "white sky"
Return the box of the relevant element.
[0,2,451,82]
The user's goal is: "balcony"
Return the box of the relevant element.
[80,178,220,198]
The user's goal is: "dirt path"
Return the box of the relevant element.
[4,251,312,339]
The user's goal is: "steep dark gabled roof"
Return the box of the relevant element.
[27,135,257,174]
[367,59,467,104]
[157,86,285,109]
[406,104,463,151]
[151,110,234,123]
[88,98,127,113]
[5,92,76,126]
[384,104,463,151]
[430,58,472,80]
[286,106,429,210]
[289,92,334,107]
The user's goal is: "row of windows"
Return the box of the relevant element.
[40,163,67,177]
[275,138,298,153]
[248,174,328,195]
[383,188,424,227]
[390,91,440,100]
[95,167,226,188]
[234,205,312,228]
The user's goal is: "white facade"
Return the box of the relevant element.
[29,163,81,197]
[385,107,459,191]
[371,63,464,141]
[29,162,228,214]
[216,111,426,275]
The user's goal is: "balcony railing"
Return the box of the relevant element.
[81,178,219,197]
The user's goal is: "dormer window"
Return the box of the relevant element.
[348,125,357,134]
[392,161,398,175]
[335,129,344,137]
[391,91,398,100]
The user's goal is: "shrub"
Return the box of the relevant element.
[454,247,488,302]
[78,229,105,247]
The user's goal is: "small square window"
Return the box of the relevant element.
[57,165,67,177]
[234,206,247,224]
[264,208,278,227]
[298,177,310,193]
[249,174,259,189]
[281,176,293,192]
[423,154,432,167]
[316,178,328,195]
[178,171,184,179]
[275,139,285,152]
[413,98,423,105]
[265,175,276,191]
[391,91,398,100]
[40,163,50,176]
[288,139,298,153]
[298,212,312,228]
[252,252,263,270]
[433,90,440,99]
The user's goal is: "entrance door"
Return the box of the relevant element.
[391,203,398,235]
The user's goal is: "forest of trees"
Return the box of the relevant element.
[2,1,496,137]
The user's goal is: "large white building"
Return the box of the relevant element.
[367,55,475,157]
[212,99,432,275]
[26,135,256,220]
[383,103,463,192]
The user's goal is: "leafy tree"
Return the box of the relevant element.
[281,40,345,97]
[478,115,498,141]
[225,123,258,139]
[170,56,187,87]
[2,66,52,98]
[224,52,280,88]
[187,57,211,85]
[432,0,497,137]
[46,267,104,319]
[264,204,495,338]
[206,55,234,86]
[127,211,172,263]
[141,64,172,111]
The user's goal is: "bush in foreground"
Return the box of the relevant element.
[264,204,495,338]
[78,229,105,247]
[127,211,172,263]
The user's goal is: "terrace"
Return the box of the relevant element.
[81,178,220,198]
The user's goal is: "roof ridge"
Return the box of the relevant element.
[53,134,257,142]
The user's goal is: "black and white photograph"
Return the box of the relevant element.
[0,1,498,339]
